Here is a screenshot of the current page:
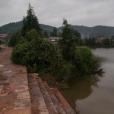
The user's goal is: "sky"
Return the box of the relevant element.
[0,0,114,27]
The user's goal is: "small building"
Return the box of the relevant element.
[48,37,61,44]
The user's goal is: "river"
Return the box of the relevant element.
[62,48,114,114]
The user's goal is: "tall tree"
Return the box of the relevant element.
[60,19,81,61]
[22,4,41,36]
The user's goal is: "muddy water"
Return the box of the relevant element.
[62,48,114,114]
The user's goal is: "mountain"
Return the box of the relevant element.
[1,21,114,38]
[59,25,114,38]
[0,21,22,34]
[0,21,56,34]
[71,25,114,38]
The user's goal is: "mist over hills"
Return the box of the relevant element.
[0,21,114,38]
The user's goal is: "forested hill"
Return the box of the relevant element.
[59,25,114,38]
[0,21,56,34]
[1,21,114,38]
[0,21,22,34]
[71,25,114,38]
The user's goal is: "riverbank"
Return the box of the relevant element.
[0,46,76,114]
[61,48,114,114]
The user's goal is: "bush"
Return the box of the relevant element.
[11,16,101,83]
[11,30,63,74]
[55,47,100,81]
[11,30,100,83]
[59,19,82,61]
[55,62,75,81]
[11,41,29,65]
[8,31,23,47]
[72,47,99,75]
[24,29,40,41]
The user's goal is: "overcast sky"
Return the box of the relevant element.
[0,0,114,27]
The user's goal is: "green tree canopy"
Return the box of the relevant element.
[22,4,41,36]
[59,19,82,61]
[8,31,23,46]
[11,29,63,74]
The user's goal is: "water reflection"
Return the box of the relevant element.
[61,74,103,108]
[62,48,114,114]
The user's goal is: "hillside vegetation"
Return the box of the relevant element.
[1,21,114,38]
[10,4,101,85]
[0,21,56,35]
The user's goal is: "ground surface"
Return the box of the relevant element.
[0,47,31,114]
[0,46,75,114]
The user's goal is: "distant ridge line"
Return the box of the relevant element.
[1,21,114,38]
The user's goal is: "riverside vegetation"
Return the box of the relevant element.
[9,4,101,86]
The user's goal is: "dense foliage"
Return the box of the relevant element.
[12,30,63,74]
[72,47,100,75]
[8,31,22,46]
[59,19,82,61]
[58,20,101,80]
[84,37,114,48]
[22,4,41,36]
[11,5,64,78]
[11,5,101,83]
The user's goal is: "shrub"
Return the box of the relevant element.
[8,31,23,47]
[24,29,40,41]
[11,16,101,83]
[59,19,82,61]
[11,30,63,74]
[22,4,41,36]
[72,47,99,75]
[55,62,76,81]
[56,47,100,81]
[11,41,29,64]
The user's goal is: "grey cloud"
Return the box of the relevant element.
[0,0,12,8]
[0,0,114,27]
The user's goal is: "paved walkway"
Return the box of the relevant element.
[0,47,76,114]
[28,73,76,114]
[0,47,31,114]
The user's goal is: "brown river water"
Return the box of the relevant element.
[62,48,114,114]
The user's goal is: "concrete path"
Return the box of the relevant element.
[0,47,31,114]
[0,47,76,114]
[28,73,76,114]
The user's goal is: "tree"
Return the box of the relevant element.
[12,29,63,74]
[59,19,81,61]
[11,6,101,83]
[51,28,58,37]
[8,31,23,46]
[22,4,41,36]
[72,47,98,75]
[59,19,101,78]
[9,4,42,47]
